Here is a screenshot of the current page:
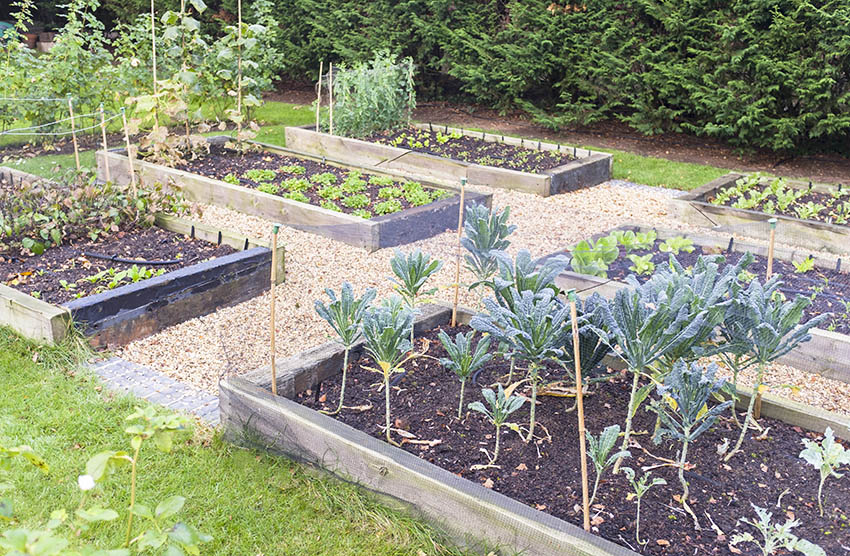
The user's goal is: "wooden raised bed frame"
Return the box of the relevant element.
[219,303,849,556]
[669,173,850,255]
[284,124,613,196]
[0,212,285,348]
[544,224,850,385]
[96,137,492,252]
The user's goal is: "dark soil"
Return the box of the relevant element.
[705,182,850,227]
[572,239,850,335]
[299,324,850,555]
[0,226,234,304]
[174,144,453,218]
[364,126,575,174]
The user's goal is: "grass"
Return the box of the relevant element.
[0,328,469,555]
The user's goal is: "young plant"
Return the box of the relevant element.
[793,256,815,274]
[730,504,826,556]
[374,199,402,215]
[650,361,732,530]
[570,235,619,278]
[438,330,492,419]
[491,250,568,310]
[467,385,525,469]
[471,289,571,441]
[612,229,656,252]
[798,427,850,516]
[314,283,377,415]
[389,249,443,343]
[361,301,414,446]
[627,253,655,275]
[586,425,630,507]
[461,204,516,290]
[659,236,695,255]
[621,467,666,547]
[794,202,826,221]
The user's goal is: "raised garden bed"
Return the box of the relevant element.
[669,173,850,255]
[220,304,850,556]
[96,137,491,251]
[284,124,612,196]
[544,225,850,383]
[0,212,284,347]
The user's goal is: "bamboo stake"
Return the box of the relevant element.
[451,178,467,327]
[99,103,110,183]
[121,107,137,196]
[67,95,80,172]
[236,0,242,140]
[755,217,778,420]
[315,61,323,132]
[328,62,334,135]
[568,290,591,532]
[270,224,280,396]
[150,0,159,132]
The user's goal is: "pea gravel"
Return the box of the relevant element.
[117,181,850,416]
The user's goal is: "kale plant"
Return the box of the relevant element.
[467,385,525,469]
[460,204,516,290]
[389,249,442,343]
[361,302,414,446]
[491,250,569,310]
[799,427,850,516]
[730,504,826,556]
[650,361,732,530]
[557,293,611,382]
[438,330,492,419]
[314,283,377,415]
[471,289,571,441]
[586,425,630,507]
[621,467,666,547]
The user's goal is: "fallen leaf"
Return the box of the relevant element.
[760,463,768,473]
[515,463,528,471]
[483,478,494,489]
[590,515,604,526]
[535,504,546,511]
[656,539,670,546]
[728,544,743,554]
[318,394,326,403]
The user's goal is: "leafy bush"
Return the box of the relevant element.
[243,169,277,182]
[320,200,342,212]
[730,504,826,556]
[279,165,306,175]
[332,50,415,137]
[284,191,310,203]
[570,235,619,278]
[352,209,372,219]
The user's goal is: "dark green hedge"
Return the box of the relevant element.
[40,0,850,153]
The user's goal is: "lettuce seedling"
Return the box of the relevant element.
[362,302,414,446]
[471,289,571,441]
[621,467,666,547]
[461,204,516,290]
[627,253,655,275]
[467,385,525,469]
[658,236,695,255]
[793,256,815,274]
[438,330,492,418]
[612,229,656,252]
[799,427,850,516]
[389,249,443,343]
[586,425,630,507]
[650,361,732,530]
[730,504,826,556]
[570,235,618,278]
[315,283,377,415]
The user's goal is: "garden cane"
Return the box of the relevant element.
[756,217,778,420]
[99,103,110,183]
[67,95,80,172]
[270,224,280,395]
[315,61,323,132]
[121,107,137,195]
[451,178,467,327]
[569,289,591,532]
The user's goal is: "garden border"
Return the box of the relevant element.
[219,303,849,556]
[668,173,850,255]
[284,124,612,196]
[0,211,285,348]
[542,224,850,384]
[96,137,492,252]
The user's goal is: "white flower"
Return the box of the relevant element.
[77,474,95,491]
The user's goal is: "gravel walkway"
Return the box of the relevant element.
[117,180,850,416]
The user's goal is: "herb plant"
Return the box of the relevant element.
[438,330,492,418]
[461,205,516,290]
[315,283,377,415]
[798,427,850,516]
[621,467,666,547]
[586,425,630,506]
[730,504,826,556]
[467,385,525,469]
[650,361,732,529]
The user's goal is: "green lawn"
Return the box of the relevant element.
[0,328,467,555]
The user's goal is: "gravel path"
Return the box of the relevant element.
[118,180,850,416]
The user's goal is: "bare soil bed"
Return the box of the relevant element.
[364,126,576,173]
[298,323,850,556]
[0,226,234,304]
[174,144,453,218]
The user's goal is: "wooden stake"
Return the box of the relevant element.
[316,61,323,132]
[99,103,110,183]
[568,290,591,532]
[451,178,466,327]
[328,62,334,135]
[755,217,778,421]
[121,108,137,196]
[270,224,280,396]
[67,96,80,172]
[150,0,159,132]
[236,0,242,139]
